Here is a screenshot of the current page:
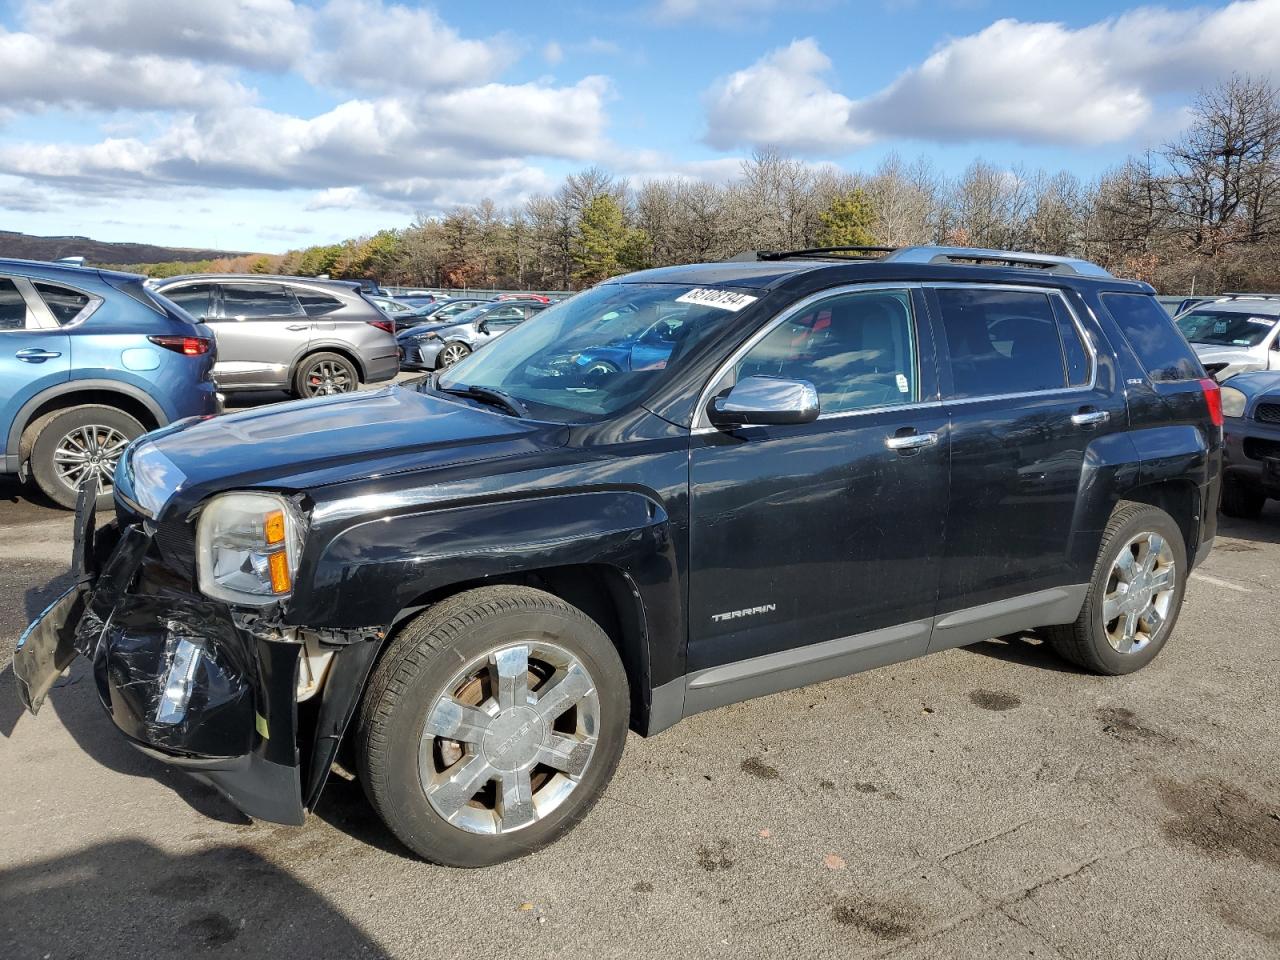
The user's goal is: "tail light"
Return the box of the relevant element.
[1199,377,1223,427]
[149,335,211,356]
[367,318,395,335]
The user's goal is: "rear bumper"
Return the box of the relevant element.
[364,350,400,384]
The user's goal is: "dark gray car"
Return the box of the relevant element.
[154,275,399,397]
[399,300,547,370]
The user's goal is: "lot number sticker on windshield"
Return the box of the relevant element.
[676,288,758,312]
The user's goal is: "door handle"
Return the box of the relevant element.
[286,324,310,331]
[1071,410,1110,427]
[15,348,62,362]
[885,431,939,451]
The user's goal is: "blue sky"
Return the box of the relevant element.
[0,0,1275,253]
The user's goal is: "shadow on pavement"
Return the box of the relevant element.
[1216,500,1280,545]
[310,773,417,861]
[961,632,1084,674]
[0,838,389,960]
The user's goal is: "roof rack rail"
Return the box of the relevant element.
[1220,291,1280,300]
[883,246,1112,278]
[740,246,899,262]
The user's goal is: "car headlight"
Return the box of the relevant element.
[196,492,303,606]
[1220,386,1248,418]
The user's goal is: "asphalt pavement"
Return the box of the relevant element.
[1,387,1278,959]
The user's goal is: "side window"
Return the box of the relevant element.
[33,281,94,325]
[935,288,1068,398]
[0,278,32,331]
[733,289,918,415]
[489,306,524,321]
[293,288,343,317]
[1050,297,1091,386]
[1104,292,1203,382]
[218,283,304,320]
[162,282,213,319]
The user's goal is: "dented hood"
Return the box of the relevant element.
[119,383,567,515]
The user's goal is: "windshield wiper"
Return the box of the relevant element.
[435,382,529,418]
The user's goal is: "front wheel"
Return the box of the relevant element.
[355,586,629,867]
[436,341,471,369]
[1220,473,1266,519]
[1046,502,1187,674]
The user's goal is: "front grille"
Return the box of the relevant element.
[1243,437,1280,461]
[1255,402,1280,424]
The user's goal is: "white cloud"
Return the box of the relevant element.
[0,78,612,203]
[704,0,1280,153]
[308,0,513,93]
[0,28,250,111]
[22,0,312,71]
[655,0,784,24]
[544,41,564,65]
[306,187,365,211]
[704,39,875,152]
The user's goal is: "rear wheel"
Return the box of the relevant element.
[1046,502,1186,674]
[355,585,629,866]
[28,405,144,510]
[294,352,359,398]
[436,342,471,369]
[1220,473,1266,519]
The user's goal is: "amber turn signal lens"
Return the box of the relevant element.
[264,510,286,545]
[268,550,291,593]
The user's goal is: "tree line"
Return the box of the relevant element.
[108,75,1280,296]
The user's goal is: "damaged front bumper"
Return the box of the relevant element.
[12,479,379,826]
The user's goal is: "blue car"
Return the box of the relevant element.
[1,259,218,508]
[565,309,691,377]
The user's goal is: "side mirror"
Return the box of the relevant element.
[708,376,820,427]
[474,319,488,333]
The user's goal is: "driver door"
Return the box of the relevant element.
[685,286,949,710]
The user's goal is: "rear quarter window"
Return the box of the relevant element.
[1102,292,1203,383]
[33,281,94,325]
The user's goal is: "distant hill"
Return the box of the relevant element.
[0,230,255,266]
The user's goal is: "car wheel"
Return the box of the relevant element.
[355,585,629,867]
[294,352,359,398]
[29,405,144,510]
[1046,502,1187,675]
[1220,473,1266,519]
[436,342,471,369]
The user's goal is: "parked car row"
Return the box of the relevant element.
[2,261,562,508]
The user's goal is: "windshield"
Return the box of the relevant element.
[436,282,758,421]
[1176,309,1278,347]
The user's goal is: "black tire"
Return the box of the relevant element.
[355,585,629,867]
[1046,502,1187,675]
[1220,473,1266,519]
[28,405,145,510]
[435,341,470,369]
[293,351,360,398]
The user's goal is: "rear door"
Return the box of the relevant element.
[926,284,1124,648]
[210,282,311,389]
[0,276,70,466]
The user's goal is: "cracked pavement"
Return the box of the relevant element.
[1,411,1278,957]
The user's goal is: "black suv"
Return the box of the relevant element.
[15,246,1222,867]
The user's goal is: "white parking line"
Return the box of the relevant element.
[1190,572,1252,593]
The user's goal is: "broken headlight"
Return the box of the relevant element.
[196,492,303,606]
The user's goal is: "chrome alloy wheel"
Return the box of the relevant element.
[419,642,600,835]
[1102,532,1176,655]
[438,343,469,368]
[304,358,353,395]
[52,424,128,493]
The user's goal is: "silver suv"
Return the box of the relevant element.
[1175,294,1280,381]
[154,275,399,397]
